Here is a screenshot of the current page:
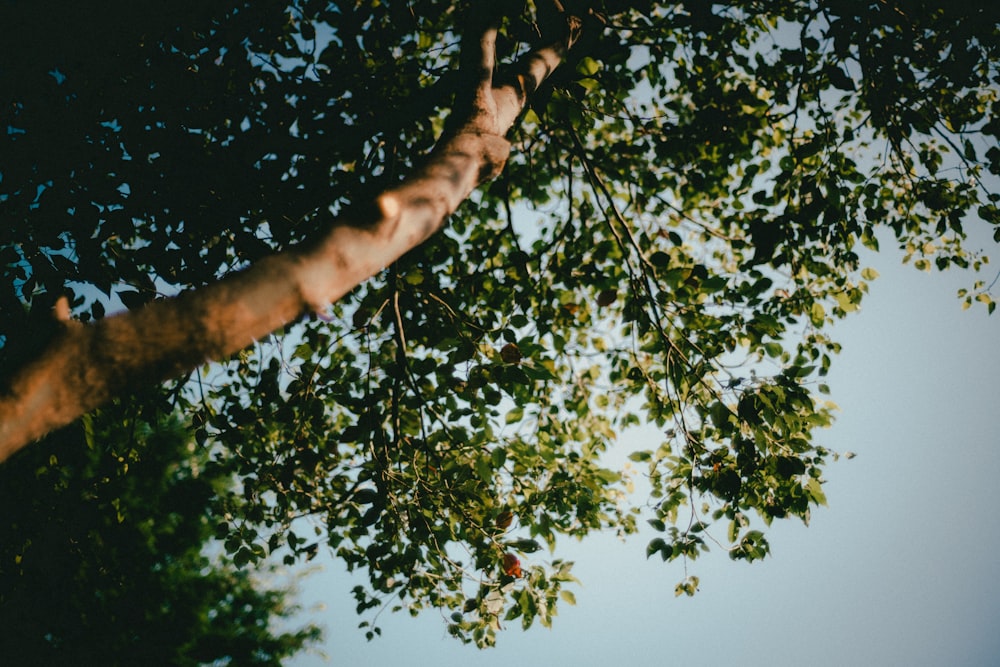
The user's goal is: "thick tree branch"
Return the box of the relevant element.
[0,9,598,461]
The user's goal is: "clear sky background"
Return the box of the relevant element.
[287,228,1000,666]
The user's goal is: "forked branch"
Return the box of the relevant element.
[0,6,601,461]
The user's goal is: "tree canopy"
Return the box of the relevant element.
[2,0,998,647]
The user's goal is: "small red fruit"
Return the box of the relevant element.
[502,553,522,578]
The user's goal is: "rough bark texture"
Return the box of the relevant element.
[0,16,587,461]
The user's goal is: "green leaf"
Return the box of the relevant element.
[491,447,508,468]
[576,57,600,77]
[674,576,699,597]
[646,537,670,560]
[810,302,826,326]
[505,406,524,424]
[763,342,783,358]
[505,538,542,553]
[354,488,379,504]
[806,477,827,506]
[595,468,621,484]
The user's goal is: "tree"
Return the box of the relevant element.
[1,0,998,647]
[0,404,320,665]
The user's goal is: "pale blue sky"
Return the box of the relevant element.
[286,228,1000,666]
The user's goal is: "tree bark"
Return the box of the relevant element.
[0,11,593,461]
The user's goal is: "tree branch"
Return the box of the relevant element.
[0,7,600,462]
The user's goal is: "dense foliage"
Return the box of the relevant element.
[0,405,319,664]
[2,0,998,647]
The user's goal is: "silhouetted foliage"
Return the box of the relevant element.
[0,408,319,665]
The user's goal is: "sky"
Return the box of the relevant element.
[285,228,1000,667]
